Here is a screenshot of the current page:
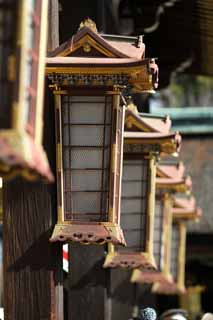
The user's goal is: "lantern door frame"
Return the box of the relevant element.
[103,152,157,269]
[131,192,173,284]
[50,87,126,246]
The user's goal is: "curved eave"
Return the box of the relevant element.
[157,162,185,180]
[125,110,171,134]
[124,132,181,155]
[156,176,192,193]
[173,196,196,209]
[46,57,150,73]
[173,207,202,221]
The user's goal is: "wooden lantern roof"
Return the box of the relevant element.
[172,197,202,221]
[48,20,145,59]
[124,107,181,155]
[156,163,192,193]
[46,19,158,92]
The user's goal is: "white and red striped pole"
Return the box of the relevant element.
[63,244,69,273]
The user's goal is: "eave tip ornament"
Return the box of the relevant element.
[79,18,98,33]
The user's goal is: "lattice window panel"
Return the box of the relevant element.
[170,223,179,281]
[61,95,113,222]
[118,158,149,252]
[153,197,164,269]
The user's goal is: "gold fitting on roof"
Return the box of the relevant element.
[126,102,138,114]
[79,18,98,33]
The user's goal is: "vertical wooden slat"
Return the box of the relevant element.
[146,156,156,261]
[177,222,186,291]
[109,91,125,225]
[163,194,173,278]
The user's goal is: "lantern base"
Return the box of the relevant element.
[131,269,174,284]
[49,222,126,246]
[0,130,54,182]
[152,282,186,295]
[103,252,157,269]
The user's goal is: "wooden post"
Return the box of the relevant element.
[67,243,108,320]
[3,1,63,319]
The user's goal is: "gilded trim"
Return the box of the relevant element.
[35,0,49,144]
[55,95,65,221]
[146,157,156,258]
[177,222,186,291]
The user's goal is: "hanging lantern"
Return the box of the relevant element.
[172,197,202,222]
[0,0,52,181]
[152,220,187,294]
[103,107,181,268]
[131,186,173,284]
[130,162,191,284]
[152,193,201,294]
[156,162,192,193]
[46,19,159,245]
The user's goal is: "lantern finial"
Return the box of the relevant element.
[79,18,98,33]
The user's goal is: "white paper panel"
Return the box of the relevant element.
[121,198,146,214]
[123,229,144,249]
[70,170,103,191]
[123,162,146,181]
[121,213,145,230]
[67,149,103,169]
[69,103,111,125]
[71,192,102,214]
[61,95,112,220]
[122,181,145,198]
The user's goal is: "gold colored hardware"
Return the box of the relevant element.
[83,42,91,52]
[79,18,98,33]
[7,55,16,81]
[111,144,116,173]
[57,143,62,169]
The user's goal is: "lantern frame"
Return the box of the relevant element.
[103,108,181,269]
[46,21,160,246]
[130,162,191,284]
[0,0,52,181]
[152,220,187,295]
[131,192,173,284]
[50,88,126,245]
[104,152,157,269]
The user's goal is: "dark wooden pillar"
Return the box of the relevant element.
[67,244,109,320]
[3,1,63,319]
[110,269,136,320]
